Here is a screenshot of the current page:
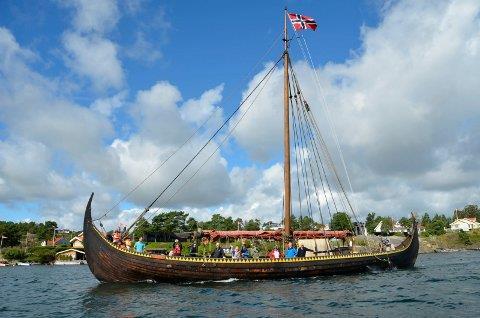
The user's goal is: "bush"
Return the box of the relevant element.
[458,230,472,245]
[3,248,27,261]
[25,246,57,264]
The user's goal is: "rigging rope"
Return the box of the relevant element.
[94,31,283,222]
[288,58,359,237]
[291,71,334,221]
[132,60,279,232]
[288,59,356,219]
[124,54,285,236]
[295,31,358,214]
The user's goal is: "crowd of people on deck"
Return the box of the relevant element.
[106,228,320,259]
[106,228,145,253]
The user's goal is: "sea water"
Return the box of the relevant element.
[0,251,479,318]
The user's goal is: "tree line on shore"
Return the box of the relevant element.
[132,212,327,239]
[1,204,478,249]
[0,220,59,247]
[365,204,480,236]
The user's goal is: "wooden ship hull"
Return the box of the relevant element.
[84,194,419,283]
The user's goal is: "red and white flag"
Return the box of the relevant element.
[288,13,317,31]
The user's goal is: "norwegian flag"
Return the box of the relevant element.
[288,13,317,31]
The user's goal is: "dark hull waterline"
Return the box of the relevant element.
[84,194,419,283]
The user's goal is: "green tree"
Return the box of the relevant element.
[456,205,480,220]
[432,214,449,229]
[365,212,377,234]
[244,219,261,231]
[297,216,317,230]
[35,221,58,241]
[133,218,151,239]
[330,212,352,231]
[291,215,299,231]
[426,220,446,236]
[185,217,198,232]
[399,217,413,228]
[151,211,189,233]
[421,213,431,227]
[381,217,394,232]
[202,214,236,230]
[234,218,243,230]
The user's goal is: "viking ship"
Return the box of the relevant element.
[83,10,419,283]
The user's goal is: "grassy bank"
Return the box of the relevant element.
[0,246,71,264]
[420,230,480,253]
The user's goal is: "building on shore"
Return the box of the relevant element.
[450,218,480,232]
[41,237,70,246]
[70,232,84,249]
[373,220,407,236]
[55,249,85,261]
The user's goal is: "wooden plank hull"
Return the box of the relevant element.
[84,194,419,283]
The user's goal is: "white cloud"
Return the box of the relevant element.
[67,0,120,34]
[231,0,480,218]
[232,64,284,161]
[126,31,162,63]
[2,0,480,231]
[180,84,225,133]
[90,90,127,116]
[63,32,124,91]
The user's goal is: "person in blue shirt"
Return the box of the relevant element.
[284,242,297,258]
[240,244,250,258]
[134,237,146,253]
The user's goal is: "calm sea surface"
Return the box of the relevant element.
[1,251,479,318]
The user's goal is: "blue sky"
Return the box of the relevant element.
[1,0,479,229]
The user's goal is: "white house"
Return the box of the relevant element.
[392,222,407,233]
[69,232,84,248]
[450,218,480,232]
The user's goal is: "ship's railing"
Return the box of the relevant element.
[91,224,413,263]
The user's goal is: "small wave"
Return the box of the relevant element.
[184,277,240,285]
[213,278,240,283]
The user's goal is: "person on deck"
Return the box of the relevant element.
[113,230,122,246]
[296,243,314,257]
[240,244,250,258]
[134,237,146,253]
[172,239,183,251]
[124,237,132,251]
[173,243,182,256]
[285,242,297,258]
[268,246,280,259]
[211,243,225,258]
[273,246,280,259]
[189,243,198,256]
[232,246,241,259]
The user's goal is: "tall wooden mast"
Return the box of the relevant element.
[283,9,292,237]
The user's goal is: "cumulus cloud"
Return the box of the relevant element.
[61,0,124,91]
[63,32,124,91]
[67,0,120,34]
[90,90,127,117]
[125,31,162,64]
[2,0,480,230]
[232,0,480,218]
[0,27,116,226]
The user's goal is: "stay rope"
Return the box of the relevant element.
[124,54,285,236]
[94,31,283,222]
[293,31,359,218]
[133,59,280,231]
